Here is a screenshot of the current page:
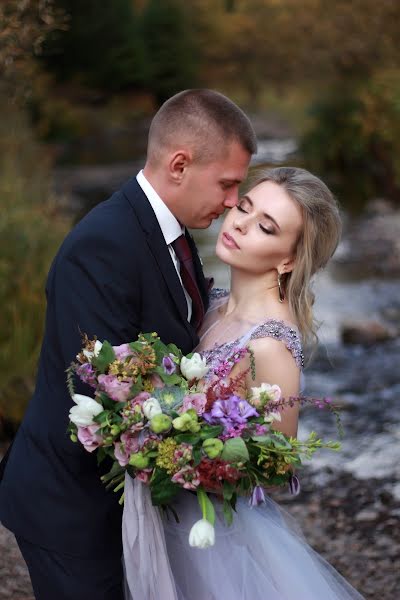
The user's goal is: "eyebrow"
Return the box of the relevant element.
[241,195,281,231]
[220,179,242,186]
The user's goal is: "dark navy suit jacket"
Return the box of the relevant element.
[0,177,209,558]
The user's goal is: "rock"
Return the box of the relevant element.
[365,198,396,217]
[341,320,396,346]
[332,203,400,279]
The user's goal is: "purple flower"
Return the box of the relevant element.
[98,374,132,403]
[249,485,266,507]
[204,395,258,428]
[162,355,176,375]
[76,362,97,388]
[288,474,301,496]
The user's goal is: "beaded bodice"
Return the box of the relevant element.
[199,289,304,374]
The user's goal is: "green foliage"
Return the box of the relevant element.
[0,104,70,426]
[140,0,198,104]
[301,71,400,208]
[42,0,147,90]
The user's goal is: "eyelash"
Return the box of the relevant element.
[236,204,274,235]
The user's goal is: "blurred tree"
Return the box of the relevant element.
[140,0,198,105]
[0,0,66,104]
[42,0,146,91]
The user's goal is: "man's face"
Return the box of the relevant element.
[176,141,251,229]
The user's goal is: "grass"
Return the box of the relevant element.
[0,103,70,427]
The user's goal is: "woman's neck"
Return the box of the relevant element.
[224,268,281,320]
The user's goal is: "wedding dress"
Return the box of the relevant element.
[123,290,365,600]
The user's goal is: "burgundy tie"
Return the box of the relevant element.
[172,234,205,329]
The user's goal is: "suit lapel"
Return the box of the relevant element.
[122,178,190,325]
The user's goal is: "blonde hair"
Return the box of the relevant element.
[250,167,342,354]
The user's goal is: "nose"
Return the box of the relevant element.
[233,214,247,233]
[223,186,239,208]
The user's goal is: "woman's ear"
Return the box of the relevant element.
[278,255,296,275]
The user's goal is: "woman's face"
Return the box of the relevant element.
[216,180,303,276]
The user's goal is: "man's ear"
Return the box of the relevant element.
[169,150,192,183]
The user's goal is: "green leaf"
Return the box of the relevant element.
[192,447,202,466]
[269,433,292,449]
[223,499,233,526]
[150,468,180,506]
[199,425,224,440]
[91,340,116,373]
[222,481,235,501]
[221,437,249,463]
[197,487,215,525]
[166,343,181,358]
[174,433,200,445]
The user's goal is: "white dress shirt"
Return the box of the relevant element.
[136,170,192,322]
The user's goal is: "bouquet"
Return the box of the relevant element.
[67,332,340,548]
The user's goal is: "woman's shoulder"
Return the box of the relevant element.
[249,318,304,369]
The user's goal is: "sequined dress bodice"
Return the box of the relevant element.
[198,289,304,376]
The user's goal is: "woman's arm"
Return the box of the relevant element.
[245,337,301,438]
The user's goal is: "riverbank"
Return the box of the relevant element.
[0,454,398,599]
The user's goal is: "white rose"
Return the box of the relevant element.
[69,394,103,427]
[250,383,281,405]
[188,519,215,549]
[142,397,162,420]
[180,353,209,380]
[82,340,103,361]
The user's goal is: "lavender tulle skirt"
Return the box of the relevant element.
[162,490,364,600]
[122,477,364,600]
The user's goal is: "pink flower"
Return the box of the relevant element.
[136,468,153,484]
[181,393,207,416]
[77,424,102,453]
[112,343,132,361]
[171,466,200,490]
[132,391,151,405]
[150,374,164,389]
[98,374,132,402]
[113,431,140,466]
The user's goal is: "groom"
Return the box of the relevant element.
[0,89,256,599]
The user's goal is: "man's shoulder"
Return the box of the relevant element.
[66,179,146,244]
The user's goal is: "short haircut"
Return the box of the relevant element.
[146,89,257,166]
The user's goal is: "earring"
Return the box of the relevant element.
[277,272,285,303]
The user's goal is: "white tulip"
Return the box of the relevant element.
[180,353,209,380]
[188,519,215,549]
[69,394,103,427]
[82,340,103,361]
[142,397,162,420]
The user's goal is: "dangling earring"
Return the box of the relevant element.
[277,272,285,303]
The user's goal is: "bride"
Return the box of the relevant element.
[124,166,365,599]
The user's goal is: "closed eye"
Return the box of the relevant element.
[260,224,274,235]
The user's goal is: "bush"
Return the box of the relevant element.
[0,105,70,426]
[301,71,400,210]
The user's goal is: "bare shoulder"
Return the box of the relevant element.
[248,336,300,372]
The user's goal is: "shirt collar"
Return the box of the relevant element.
[136,170,183,245]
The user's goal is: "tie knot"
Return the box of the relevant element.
[172,234,192,264]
